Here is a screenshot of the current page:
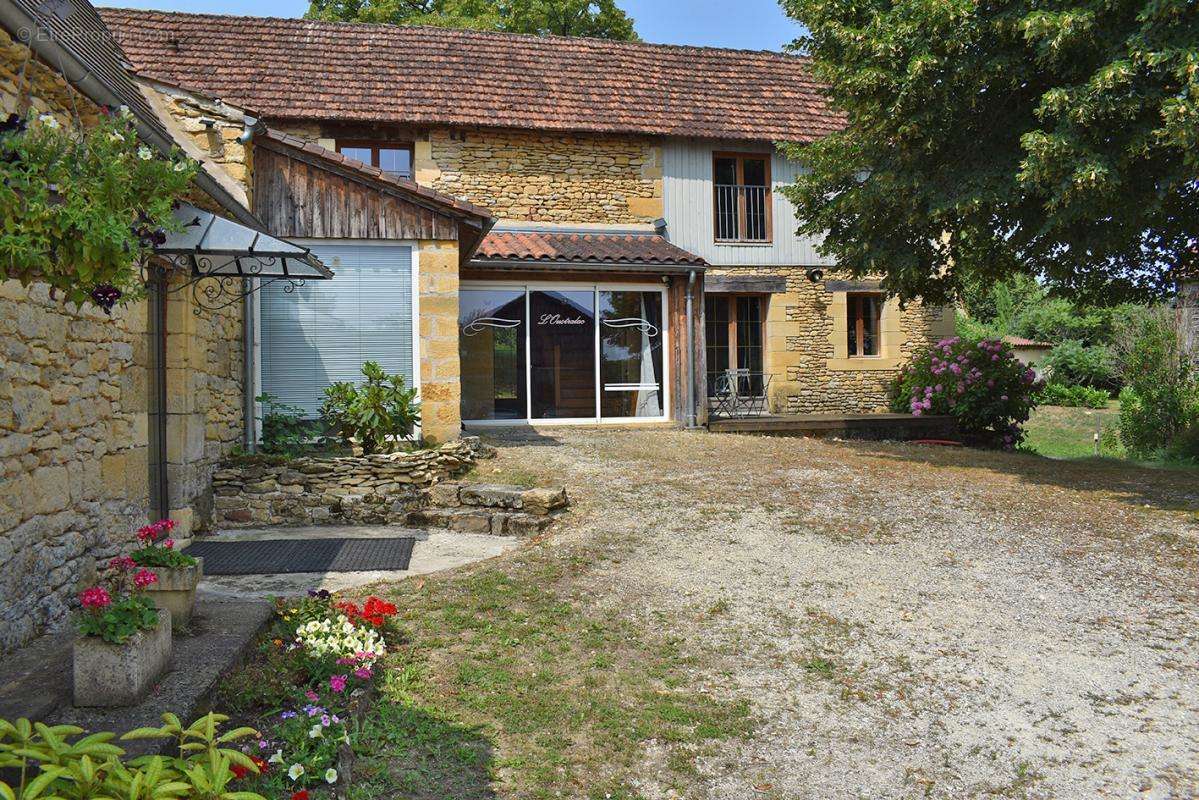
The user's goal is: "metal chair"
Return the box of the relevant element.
[711,369,773,418]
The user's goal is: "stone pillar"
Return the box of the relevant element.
[418,240,463,444]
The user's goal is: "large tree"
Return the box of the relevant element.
[778,0,1198,306]
[305,0,638,40]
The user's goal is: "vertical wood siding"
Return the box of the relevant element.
[253,146,459,240]
[662,139,835,267]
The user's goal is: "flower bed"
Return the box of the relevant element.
[212,589,401,796]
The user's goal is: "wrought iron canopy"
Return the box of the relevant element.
[157,203,333,280]
[151,203,333,313]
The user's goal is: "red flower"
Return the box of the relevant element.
[108,555,136,572]
[80,586,112,610]
[133,569,158,589]
[230,764,249,780]
[291,791,310,800]
[250,755,269,773]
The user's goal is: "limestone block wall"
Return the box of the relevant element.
[0,281,151,652]
[0,33,246,652]
[419,127,663,224]
[708,266,955,414]
[212,437,486,528]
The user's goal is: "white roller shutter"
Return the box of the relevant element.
[260,243,415,417]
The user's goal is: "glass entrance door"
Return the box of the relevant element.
[530,290,596,419]
[460,283,668,424]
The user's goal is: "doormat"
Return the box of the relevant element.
[183,537,415,576]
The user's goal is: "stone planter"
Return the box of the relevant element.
[73,609,172,707]
[145,558,203,628]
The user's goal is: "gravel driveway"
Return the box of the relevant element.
[480,427,1199,800]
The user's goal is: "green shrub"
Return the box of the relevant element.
[1114,308,1199,459]
[320,361,421,454]
[1166,424,1199,464]
[889,336,1041,447]
[1038,382,1111,409]
[257,392,312,458]
[0,712,264,800]
[1044,340,1115,389]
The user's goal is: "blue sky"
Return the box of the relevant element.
[94,0,805,51]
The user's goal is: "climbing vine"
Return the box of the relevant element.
[0,107,197,312]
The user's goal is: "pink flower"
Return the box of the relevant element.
[80,586,112,609]
[133,568,158,589]
[329,675,347,693]
[353,666,372,680]
[305,690,320,702]
[108,555,136,572]
[163,539,175,549]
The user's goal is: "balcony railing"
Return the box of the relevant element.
[714,184,770,242]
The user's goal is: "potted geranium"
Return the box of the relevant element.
[73,558,171,707]
[131,518,203,627]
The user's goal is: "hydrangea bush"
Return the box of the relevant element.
[889,336,1041,447]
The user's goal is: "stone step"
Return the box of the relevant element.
[405,507,554,537]
[425,482,568,515]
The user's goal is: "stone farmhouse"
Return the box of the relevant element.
[0,0,953,651]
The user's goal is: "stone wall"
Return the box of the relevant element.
[212,438,489,528]
[0,34,246,653]
[417,240,464,444]
[419,128,663,224]
[708,266,955,414]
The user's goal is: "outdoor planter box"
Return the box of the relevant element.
[145,558,203,628]
[73,609,172,707]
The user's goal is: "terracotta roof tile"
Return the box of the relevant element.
[1002,336,1053,349]
[99,8,844,142]
[475,230,706,268]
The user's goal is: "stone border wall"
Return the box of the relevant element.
[212,438,491,528]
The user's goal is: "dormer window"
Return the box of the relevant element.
[713,153,772,243]
[336,141,414,179]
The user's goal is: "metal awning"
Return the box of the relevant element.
[151,203,333,314]
[156,203,333,279]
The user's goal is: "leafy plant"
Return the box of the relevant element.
[0,713,265,800]
[1037,382,1111,409]
[131,518,197,570]
[257,393,312,458]
[1044,340,1115,389]
[889,337,1041,447]
[1114,308,1199,458]
[76,557,161,644]
[0,108,197,310]
[320,361,420,454]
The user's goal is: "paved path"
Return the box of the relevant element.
[197,526,518,597]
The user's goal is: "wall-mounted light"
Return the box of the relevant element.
[806,268,824,283]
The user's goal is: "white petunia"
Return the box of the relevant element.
[288,763,305,780]
[173,160,188,172]
[137,145,153,160]
[325,768,338,784]
[268,749,284,764]
[308,724,323,739]
[108,131,124,142]
[38,114,60,129]
[118,105,131,117]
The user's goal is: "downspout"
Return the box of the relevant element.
[242,291,256,452]
[686,269,698,429]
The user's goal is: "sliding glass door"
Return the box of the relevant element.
[460,284,668,424]
[530,290,596,419]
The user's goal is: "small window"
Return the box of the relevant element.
[847,293,882,357]
[713,153,772,243]
[336,140,414,179]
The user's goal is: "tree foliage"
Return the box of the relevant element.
[778,0,1198,306]
[305,0,638,39]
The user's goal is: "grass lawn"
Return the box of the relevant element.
[347,537,752,800]
[1023,401,1122,459]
